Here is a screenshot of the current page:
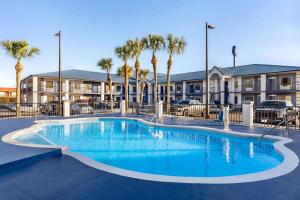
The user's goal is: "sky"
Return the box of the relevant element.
[0,0,300,87]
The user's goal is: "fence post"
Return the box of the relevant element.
[156,101,163,119]
[63,101,70,117]
[120,100,126,116]
[242,101,254,127]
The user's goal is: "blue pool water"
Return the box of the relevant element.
[16,118,283,177]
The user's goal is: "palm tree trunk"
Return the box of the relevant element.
[140,82,145,105]
[124,62,129,111]
[166,56,172,113]
[151,53,158,109]
[135,59,140,106]
[109,79,113,111]
[15,60,23,117]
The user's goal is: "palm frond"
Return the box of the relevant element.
[1,40,40,60]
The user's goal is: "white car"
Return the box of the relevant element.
[71,103,94,114]
[170,100,205,116]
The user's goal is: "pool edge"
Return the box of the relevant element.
[2,116,299,184]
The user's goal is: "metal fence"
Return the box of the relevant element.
[253,105,300,130]
[0,103,61,119]
[129,102,155,115]
[70,101,121,115]
[162,103,243,124]
[1,101,300,131]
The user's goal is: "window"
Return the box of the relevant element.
[176,85,182,93]
[133,97,136,102]
[86,84,92,90]
[133,86,136,93]
[234,80,239,89]
[189,85,194,93]
[74,83,81,90]
[170,86,173,92]
[245,79,254,89]
[195,83,201,91]
[244,96,254,102]
[47,95,55,102]
[160,86,164,94]
[281,77,291,86]
[92,84,98,93]
[46,81,53,89]
[116,97,121,101]
[234,96,238,104]
[116,86,121,92]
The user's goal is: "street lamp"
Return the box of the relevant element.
[55,31,62,115]
[232,45,237,68]
[205,22,215,119]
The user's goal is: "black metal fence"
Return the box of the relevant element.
[1,101,300,131]
[70,101,121,115]
[129,102,155,115]
[253,105,300,130]
[162,103,243,124]
[0,103,61,119]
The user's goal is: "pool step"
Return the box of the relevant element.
[0,148,62,171]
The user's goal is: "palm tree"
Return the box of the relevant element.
[144,34,165,107]
[126,38,146,107]
[115,45,132,110]
[1,40,40,117]
[139,69,150,104]
[97,58,114,111]
[117,65,133,78]
[166,34,187,112]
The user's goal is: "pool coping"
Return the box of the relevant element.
[2,116,299,184]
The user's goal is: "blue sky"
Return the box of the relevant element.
[0,0,300,87]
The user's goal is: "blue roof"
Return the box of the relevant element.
[30,64,300,84]
[157,71,205,83]
[216,64,300,76]
[33,69,125,83]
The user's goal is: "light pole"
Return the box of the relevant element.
[55,31,62,115]
[205,22,215,119]
[232,45,237,68]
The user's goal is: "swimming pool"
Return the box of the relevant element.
[5,117,299,183]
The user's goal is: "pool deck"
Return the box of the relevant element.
[0,114,300,200]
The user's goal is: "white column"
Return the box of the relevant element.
[242,101,254,127]
[64,80,69,101]
[63,101,70,117]
[120,100,126,115]
[220,77,225,104]
[182,81,186,100]
[156,100,163,119]
[261,74,266,102]
[100,82,105,101]
[32,77,38,104]
[229,77,235,104]
[223,106,230,130]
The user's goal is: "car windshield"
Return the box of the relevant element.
[176,100,190,105]
[260,101,286,108]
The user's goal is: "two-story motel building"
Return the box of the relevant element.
[21,64,300,106]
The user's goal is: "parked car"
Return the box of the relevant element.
[39,101,59,115]
[88,96,101,106]
[170,100,204,116]
[255,100,297,124]
[71,103,94,114]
